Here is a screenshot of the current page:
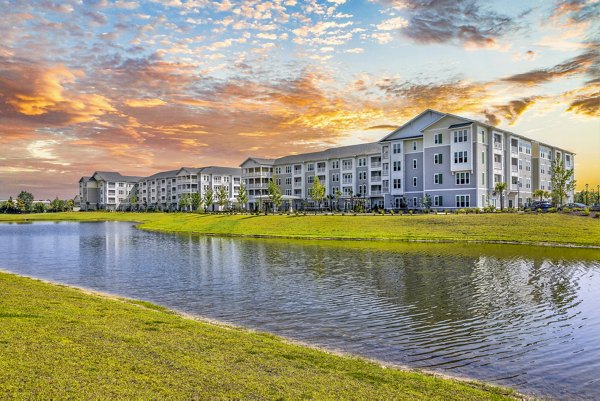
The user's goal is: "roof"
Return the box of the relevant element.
[380,109,446,142]
[91,171,142,183]
[200,166,242,175]
[448,122,473,129]
[142,169,180,181]
[239,157,276,167]
[274,142,381,165]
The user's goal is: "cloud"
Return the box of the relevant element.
[372,0,518,49]
[502,43,599,85]
[567,92,600,116]
[484,97,538,125]
[124,98,167,107]
[366,124,399,130]
[0,60,115,124]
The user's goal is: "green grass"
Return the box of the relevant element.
[0,272,519,400]
[1,211,599,247]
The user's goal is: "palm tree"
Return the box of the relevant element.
[493,182,508,210]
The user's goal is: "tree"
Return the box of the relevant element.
[66,199,75,211]
[203,188,214,212]
[267,178,282,213]
[310,176,326,213]
[49,197,66,212]
[236,182,249,212]
[493,182,508,210]
[33,202,46,213]
[17,191,34,212]
[130,193,138,211]
[421,193,432,210]
[178,193,190,211]
[191,192,202,211]
[533,189,550,202]
[334,188,342,212]
[216,186,229,211]
[550,158,576,207]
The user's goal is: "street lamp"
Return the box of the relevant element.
[585,183,589,205]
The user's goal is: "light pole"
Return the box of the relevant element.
[597,185,600,205]
[585,183,589,205]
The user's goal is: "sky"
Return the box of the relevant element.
[0,0,598,199]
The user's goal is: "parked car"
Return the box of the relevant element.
[560,202,587,210]
[590,204,600,212]
[527,201,553,211]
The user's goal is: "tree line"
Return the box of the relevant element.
[0,191,74,214]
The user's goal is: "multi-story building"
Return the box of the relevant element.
[379,110,574,209]
[241,110,574,211]
[79,171,141,211]
[241,143,384,211]
[80,166,242,211]
[79,110,574,212]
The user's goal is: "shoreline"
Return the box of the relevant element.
[0,211,599,249]
[0,268,528,400]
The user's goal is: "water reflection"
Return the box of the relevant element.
[1,221,599,400]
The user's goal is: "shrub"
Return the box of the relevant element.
[548,207,557,213]
[457,208,467,214]
[581,208,590,216]
[389,210,395,216]
[408,210,414,215]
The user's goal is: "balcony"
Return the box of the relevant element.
[371,162,381,168]
[371,190,382,196]
[494,142,503,150]
[511,146,518,155]
[248,183,268,189]
[245,172,272,178]
[317,167,326,173]
[493,162,503,171]
[293,181,302,188]
[342,180,352,185]
[511,165,518,173]
[370,176,382,183]
[382,152,389,159]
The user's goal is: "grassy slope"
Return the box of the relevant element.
[1,211,599,247]
[0,272,517,400]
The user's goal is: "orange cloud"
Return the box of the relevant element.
[124,98,167,107]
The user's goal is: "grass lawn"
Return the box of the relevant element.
[0,272,519,400]
[0,211,598,247]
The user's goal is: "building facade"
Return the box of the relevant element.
[240,143,383,211]
[80,167,241,211]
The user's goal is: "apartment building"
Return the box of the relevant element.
[240,143,383,211]
[80,166,242,211]
[79,172,141,211]
[379,110,575,209]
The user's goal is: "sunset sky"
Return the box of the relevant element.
[0,0,598,199]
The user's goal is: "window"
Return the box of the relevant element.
[413,159,417,169]
[393,179,401,189]
[285,178,292,185]
[392,143,401,154]
[307,176,314,184]
[453,129,468,143]
[342,173,352,184]
[455,172,470,185]
[332,173,339,182]
[434,173,443,184]
[331,160,339,169]
[481,172,485,183]
[285,166,292,174]
[358,157,366,167]
[285,189,292,196]
[412,141,417,151]
[274,167,281,174]
[480,130,485,143]
[434,133,443,144]
[413,177,417,187]
[412,197,418,207]
[454,151,468,163]
[393,161,401,171]
[358,171,367,180]
[481,151,485,164]
[456,195,470,208]
[342,159,352,170]
[519,160,523,170]
[118,182,124,187]
[434,154,443,164]
[307,164,314,172]
[434,195,443,207]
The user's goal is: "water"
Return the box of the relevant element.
[1,221,599,400]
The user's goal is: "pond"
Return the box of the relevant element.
[1,221,599,400]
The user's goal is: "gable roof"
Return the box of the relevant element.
[91,171,142,183]
[239,157,276,167]
[379,109,446,142]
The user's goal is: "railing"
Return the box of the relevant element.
[382,152,389,159]
[494,142,503,150]
[371,162,381,168]
[293,181,302,188]
[245,172,272,178]
[371,190,382,195]
[511,147,518,154]
[317,167,326,173]
[493,162,503,170]
[511,166,518,172]
[342,180,352,185]
[248,183,268,189]
[293,170,302,175]
[370,176,382,182]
